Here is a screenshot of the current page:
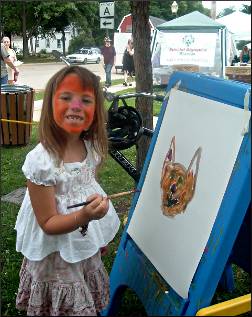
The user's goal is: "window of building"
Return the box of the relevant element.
[35,39,39,48]
[126,25,132,32]
[57,39,61,48]
[46,39,50,48]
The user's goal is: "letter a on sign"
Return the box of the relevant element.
[104,7,110,15]
[100,2,114,18]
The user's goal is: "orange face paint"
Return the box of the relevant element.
[53,74,95,134]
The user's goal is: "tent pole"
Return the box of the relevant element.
[151,29,158,57]
[220,28,225,78]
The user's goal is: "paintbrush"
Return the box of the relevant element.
[67,189,139,209]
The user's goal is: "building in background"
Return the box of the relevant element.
[11,25,77,55]
[117,13,166,37]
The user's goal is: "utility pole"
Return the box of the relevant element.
[211,1,216,20]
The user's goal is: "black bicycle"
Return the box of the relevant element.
[104,89,164,182]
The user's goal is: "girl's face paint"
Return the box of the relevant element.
[53,74,95,134]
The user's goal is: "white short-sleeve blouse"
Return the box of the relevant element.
[15,141,120,263]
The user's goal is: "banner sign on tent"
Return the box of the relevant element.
[159,33,217,67]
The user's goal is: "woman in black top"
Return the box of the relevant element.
[122,39,134,86]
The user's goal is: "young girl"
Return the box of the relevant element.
[15,66,120,316]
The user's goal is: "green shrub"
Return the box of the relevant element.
[68,32,95,54]
[38,48,47,54]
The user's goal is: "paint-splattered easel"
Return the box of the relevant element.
[101,72,251,316]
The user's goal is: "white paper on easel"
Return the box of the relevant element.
[127,89,251,299]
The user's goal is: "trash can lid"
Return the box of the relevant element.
[1,84,33,93]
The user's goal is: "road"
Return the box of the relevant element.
[16,62,123,91]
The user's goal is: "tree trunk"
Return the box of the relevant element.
[30,37,34,55]
[131,0,153,174]
[22,2,29,58]
[62,30,66,56]
[35,37,37,54]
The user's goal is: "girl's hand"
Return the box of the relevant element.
[100,246,108,256]
[83,193,109,221]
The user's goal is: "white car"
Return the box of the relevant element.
[66,48,101,64]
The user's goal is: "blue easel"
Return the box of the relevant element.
[101,72,251,316]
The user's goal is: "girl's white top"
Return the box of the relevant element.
[15,141,120,263]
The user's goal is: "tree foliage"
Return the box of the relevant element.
[217,7,235,18]
[1,0,211,58]
[68,32,96,53]
[216,3,251,18]
[0,2,22,36]
[149,0,210,20]
[240,4,251,14]
[36,2,79,55]
[1,1,79,56]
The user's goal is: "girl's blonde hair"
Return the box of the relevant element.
[39,66,108,163]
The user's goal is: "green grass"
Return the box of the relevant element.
[34,90,45,100]
[1,97,250,316]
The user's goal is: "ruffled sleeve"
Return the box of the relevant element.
[22,144,56,186]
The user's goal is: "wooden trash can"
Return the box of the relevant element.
[1,85,34,146]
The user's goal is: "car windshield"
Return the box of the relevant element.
[78,49,89,54]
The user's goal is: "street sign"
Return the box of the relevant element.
[100,17,114,29]
[99,2,114,18]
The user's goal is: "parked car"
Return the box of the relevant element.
[66,48,101,64]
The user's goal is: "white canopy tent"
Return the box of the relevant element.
[151,11,235,84]
[216,11,251,42]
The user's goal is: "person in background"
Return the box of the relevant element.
[15,66,120,316]
[239,45,251,64]
[2,36,17,84]
[122,39,135,87]
[231,55,240,66]
[1,42,19,85]
[100,37,116,88]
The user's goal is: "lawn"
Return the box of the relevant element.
[1,87,250,316]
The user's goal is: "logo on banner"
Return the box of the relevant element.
[182,35,195,47]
